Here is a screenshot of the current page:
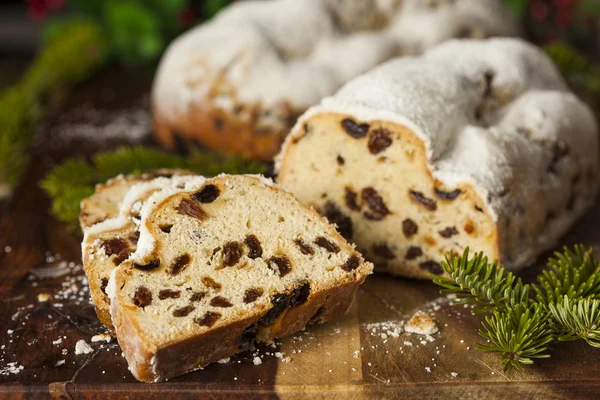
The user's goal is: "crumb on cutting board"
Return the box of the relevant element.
[405,312,438,335]
[75,339,93,355]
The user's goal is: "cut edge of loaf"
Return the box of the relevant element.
[81,174,205,331]
[107,174,372,382]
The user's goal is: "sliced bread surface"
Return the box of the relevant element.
[108,174,372,382]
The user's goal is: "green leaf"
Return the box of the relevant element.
[503,0,528,17]
[204,0,231,18]
[104,1,164,63]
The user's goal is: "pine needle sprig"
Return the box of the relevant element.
[432,245,600,372]
[431,248,531,313]
[534,246,600,305]
[549,297,600,348]
[40,145,266,229]
[477,303,554,372]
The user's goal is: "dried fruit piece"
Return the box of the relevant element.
[341,255,360,272]
[133,286,152,308]
[314,236,340,253]
[341,118,369,138]
[190,292,207,302]
[269,255,292,277]
[323,201,353,240]
[434,188,461,200]
[210,296,233,308]
[202,276,222,291]
[173,305,195,317]
[419,260,443,275]
[178,198,207,221]
[239,324,258,351]
[373,243,395,260]
[113,249,131,266]
[402,218,418,237]
[133,259,160,271]
[192,184,220,203]
[159,224,173,234]
[194,312,221,327]
[259,283,311,325]
[405,246,423,260]
[222,241,243,267]
[344,187,361,211]
[101,238,129,257]
[439,226,459,238]
[244,234,263,259]
[464,223,475,234]
[158,289,181,300]
[100,278,109,295]
[169,254,191,275]
[409,190,437,211]
[362,187,390,220]
[294,239,315,255]
[244,288,264,304]
[291,282,311,307]
[368,128,393,154]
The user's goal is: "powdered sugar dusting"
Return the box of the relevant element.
[153,0,517,130]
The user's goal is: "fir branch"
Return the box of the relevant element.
[477,303,554,372]
[40,145,265,229]
[0,21,106,193]
[549,297,600,348]
[534,246,600,304]
[432,245,600,372]
[431,248,530,313]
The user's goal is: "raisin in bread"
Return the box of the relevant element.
[79,169,192,230]
[107,174,372,382]
[153,0,518,160]
[81,175,203,330]
[276,38,599,279]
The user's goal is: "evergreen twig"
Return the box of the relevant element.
[477,303,553,371]
[549,297,600,348]
[431,245,600,371]
[432,248,530,313]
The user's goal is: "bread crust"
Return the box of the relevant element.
[112,277,364,382]
[153,102,300,161]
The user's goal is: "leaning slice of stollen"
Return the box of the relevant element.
[79,169,193,230]
[81,174,201,330]
[107,174,372,382]
[275,37,599,279]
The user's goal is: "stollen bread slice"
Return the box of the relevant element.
[79,169,192,230]
[81,175,203,330]
[276,38,599,279]
[107,174,372,382]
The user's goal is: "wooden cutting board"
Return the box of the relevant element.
[1,68,600,400]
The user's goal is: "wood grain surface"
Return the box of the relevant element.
[1,68,600,400]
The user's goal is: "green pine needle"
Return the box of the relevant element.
[40,145,265,229]
[549,297,600,348]
[477,303,554,372]
[433,245,600,372]
[534,246,600,304]
[431,248,530,313]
